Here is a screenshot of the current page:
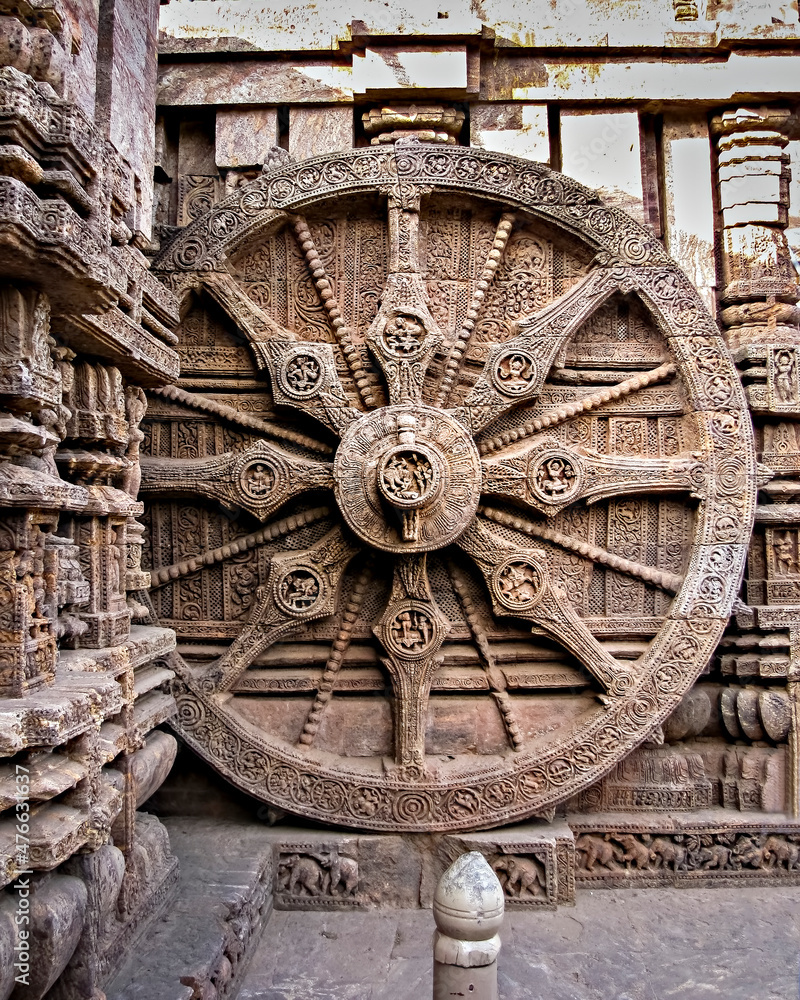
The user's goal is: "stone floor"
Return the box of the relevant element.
[234,886,800,1000]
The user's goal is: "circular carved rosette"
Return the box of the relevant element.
[147,145,756,832]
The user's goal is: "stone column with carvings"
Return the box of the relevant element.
[713,107,800,817]
[0,2,183,996]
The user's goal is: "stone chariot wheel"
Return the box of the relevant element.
[144,144,756,831]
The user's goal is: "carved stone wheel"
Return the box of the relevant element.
[146,145,757,831]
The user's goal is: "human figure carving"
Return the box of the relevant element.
[535,456,575,497]
[383,312,424,356]
[773,531,797,575]
[497,352,534,390]
[774,349,796,403]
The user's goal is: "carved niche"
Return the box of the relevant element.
[144,145,757,831]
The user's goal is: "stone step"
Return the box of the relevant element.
[106,818,273,1000]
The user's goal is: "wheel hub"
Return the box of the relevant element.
[333,404,481,553]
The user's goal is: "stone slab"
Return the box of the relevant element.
[106,818,273,1000]
[234,885,800,999]
[158,60,353,106]
[560,109,645,224]
[288,107,353,162]
[216,108,278,168]
[662,114,717,313]
[470,102,549,162]
[352,45,468,96]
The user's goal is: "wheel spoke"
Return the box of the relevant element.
[297,559,374,748]
[447,558,524,751]
[373,553,451,777]
[140,441,333,521]
[290,213,378,407]
[149,506,332,588]
[482,441,703,517]
[458,518,635,697]
[455,269,650,435]
[434,211,516,407]
[201,271,294,344]
[257,340,362,435]
[479,505,683,593]
[478,362,677,456]
[149,384,333,455]
[365,183,444,405]
[203,526,360,692]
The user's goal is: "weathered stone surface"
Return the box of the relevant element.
[662,114,717,313]
[9,874,87,1000]
[151,142,757,834]
[0,893,17,1000]
[106,818,273,1000]
[3,2,800,997]
[233,884,800,999]
[124,731,178,808]
[288,107,352,161]
[352,45,471,96]
[158,60,353,106]
[560,109,645,223]
[216,108,278,168]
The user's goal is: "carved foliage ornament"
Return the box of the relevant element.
[150,145,756,831]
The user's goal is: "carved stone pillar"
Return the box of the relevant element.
[713,107,800,817]
[713,108,798,355]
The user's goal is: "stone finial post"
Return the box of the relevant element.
[433,851,505,1000]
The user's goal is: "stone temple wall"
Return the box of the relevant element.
[0,0,183,997]
[1,1,800,998]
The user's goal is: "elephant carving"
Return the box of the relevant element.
[491,854,546,898]
[278,849,359,898]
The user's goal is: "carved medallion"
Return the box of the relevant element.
[333,405,481,553]
[279,351,324,398]
[492,350,539,397]
[147,145,757,832]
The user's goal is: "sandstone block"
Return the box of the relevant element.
[720,171,784,209]
[470,102,549,162]
[0,17,32,73]
[215,108,278,168]
[28,27,68,95]
[353,45,468,95]
[289,107,352,161]
[0,893,17,1000]
[662,114,717,312]
[121,731,178,808]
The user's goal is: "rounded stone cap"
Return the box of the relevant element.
[433,851,505,942]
